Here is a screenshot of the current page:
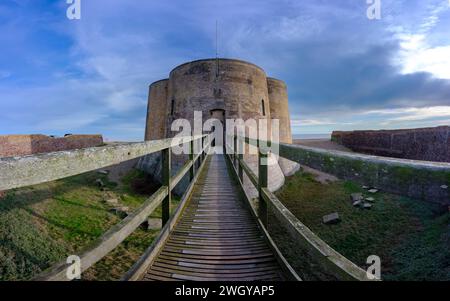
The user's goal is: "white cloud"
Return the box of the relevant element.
[35,113,107,132]
[365,106,450,122]
[291,119,354,127]
[291,106,450,134]
[264,15,325,41]
[393,2,450,79]
[401,45,450,79]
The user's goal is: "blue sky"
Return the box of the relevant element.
[0,0,450,141]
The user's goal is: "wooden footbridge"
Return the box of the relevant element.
[0,134,371,281]
[140,155,288,281]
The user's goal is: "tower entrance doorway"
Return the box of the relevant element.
[209,109,225,148]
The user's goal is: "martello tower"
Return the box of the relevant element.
[145,58,292,143]
[144,58,298,193]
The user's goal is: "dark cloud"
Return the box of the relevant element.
[282,42,450,115]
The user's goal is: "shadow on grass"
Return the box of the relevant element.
[23,207,99,238]
[0,172,113,213]
[0,167,165,281]
[274,168,450,281]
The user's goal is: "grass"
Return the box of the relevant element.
[0,167,172,281]
[274,168,450,281]
[2,158,447,281]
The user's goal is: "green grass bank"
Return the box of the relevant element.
[0,166,170,281]
[274,168,450,281]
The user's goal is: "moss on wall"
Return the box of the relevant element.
[279,144,450,204]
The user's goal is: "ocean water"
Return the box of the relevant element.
[292,133,331,140]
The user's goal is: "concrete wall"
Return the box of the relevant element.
[0,134,104,158]
[332,126,450,163]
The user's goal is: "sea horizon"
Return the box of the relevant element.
[292,133,331,140]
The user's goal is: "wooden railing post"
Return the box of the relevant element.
[198,136,202,167]
[233,135,238,167]
[238,137,244,182]
[161,147,171,226]
[202,136,206,161]
[189,136,195,181]
[258,146,268,227]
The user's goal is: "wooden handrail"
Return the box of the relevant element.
[261,188,369,281]
[238,135,450,204]
[226,134,372,281]
[0,135,208,191]
[123,141,212,281]
[33,134,214,281]
[171,142,210,189]
[35,186,168,281]
[223,151,301,281]
[237,157,258,187]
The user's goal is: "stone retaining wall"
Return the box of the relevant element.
[279,143,450,205]
[0,134,104,158]
[332,126,450,162]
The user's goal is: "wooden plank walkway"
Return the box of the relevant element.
[142,154,285,281]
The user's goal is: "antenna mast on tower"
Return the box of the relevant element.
[215,20,219,77]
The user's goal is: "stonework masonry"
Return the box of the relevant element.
[267,78,292,144]
[332,126,450,163]
[164,59,271,137]
[267,77,299,176]
[145,59,291,142]
[279,143,450,205]
[142,58,299,195]
[0,134,104,158]
[145,79,169,141]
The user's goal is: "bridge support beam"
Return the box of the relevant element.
[202,136,206,159]
[189,136,195,181]
[162,147,171,226]
[238,152,244,183]
[233,135,237,166]
[258,147,268,227]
